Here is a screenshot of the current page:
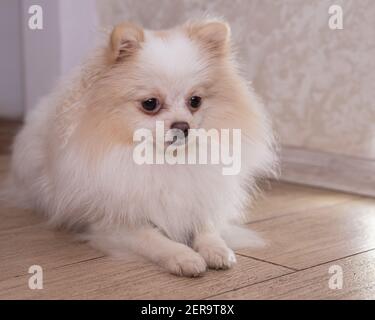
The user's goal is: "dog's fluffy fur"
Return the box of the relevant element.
[7,20,276,276]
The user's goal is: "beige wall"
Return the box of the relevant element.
[97,0,375,159]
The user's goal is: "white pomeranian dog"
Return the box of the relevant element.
[7,20,276,276]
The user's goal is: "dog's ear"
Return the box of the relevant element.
[187,20,231,56]
[109,22,144,62]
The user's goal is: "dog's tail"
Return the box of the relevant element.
[220,224,266,250]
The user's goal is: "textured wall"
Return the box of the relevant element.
[97,0,375,159]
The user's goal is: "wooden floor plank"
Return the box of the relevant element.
[0,255,290,299]
[0,207,41,232]
[239,198,375,270]
[248,181,360,223]
[0,223,103,281]
[210,250,375,300]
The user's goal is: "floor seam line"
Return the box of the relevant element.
[246,199,357,225]
[236,253,298,271]
[0,255,106,282]
[204,270,298,300]
[206,248,375,299]
[296,247,375,272]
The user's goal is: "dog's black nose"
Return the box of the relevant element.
[170,122,190,137]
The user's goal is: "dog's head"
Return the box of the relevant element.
[77,20,266,153]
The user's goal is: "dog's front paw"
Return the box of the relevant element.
[162,251,207,277]
[198,245,237,270]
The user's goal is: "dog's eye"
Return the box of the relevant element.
[189,96,202,110]
[141,98,160,113]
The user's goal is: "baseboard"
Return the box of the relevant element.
[278,146,375,197]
